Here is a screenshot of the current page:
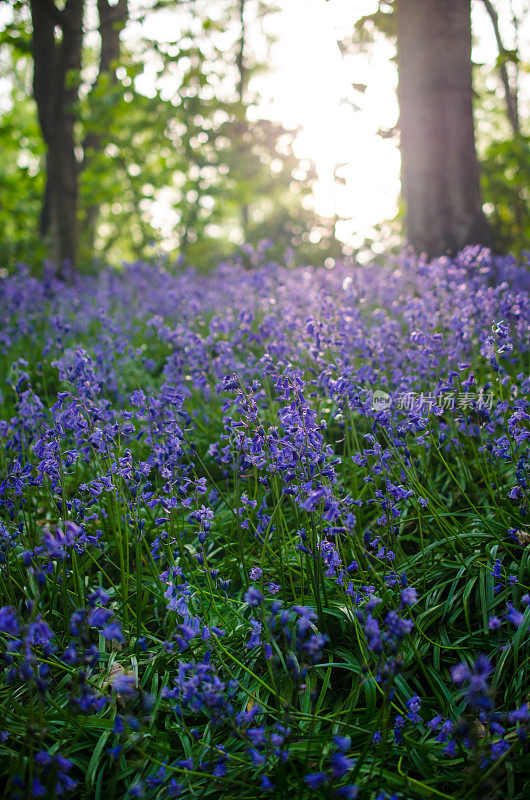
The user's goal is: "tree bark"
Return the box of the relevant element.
[397,0,491,257]
[30,0,84,272]
[236,0,249,237]
[83,0,127,163]
[81,0,128,255]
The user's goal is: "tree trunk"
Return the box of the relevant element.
[236,0,249,238]
[81,0,128,257]
[30,0,84,273]
[397,0,491,257]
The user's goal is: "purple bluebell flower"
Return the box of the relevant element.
[305,772,327,790]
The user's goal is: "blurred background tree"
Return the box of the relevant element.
[338,0,529,256]
[397,0,491,256]
[475,0,530,254]
[0,0,338,271]
[0,0,528,271]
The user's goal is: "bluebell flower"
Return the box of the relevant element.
[244,587,263,607]
[400,587,418,607]
[246,619,263,649]
[331,752,354,778]
[112,674,137,697]
[260,775,274,791]
[506,603,524,628]
[305,772,328,790]
[333,735,351,752]
[107,743,122,760]
[31,779,47,798]
[0,606,19,636]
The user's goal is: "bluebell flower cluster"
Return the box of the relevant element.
[1,246,530,797]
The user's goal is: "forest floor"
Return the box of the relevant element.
[1,247,530,799]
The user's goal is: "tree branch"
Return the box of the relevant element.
[97,0,128,74]
[82,0,128,165]
[481,0,519,134]
[35,0,68,29]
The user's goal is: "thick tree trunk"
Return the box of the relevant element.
[397,0,491,257]
[30,0,83,272]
